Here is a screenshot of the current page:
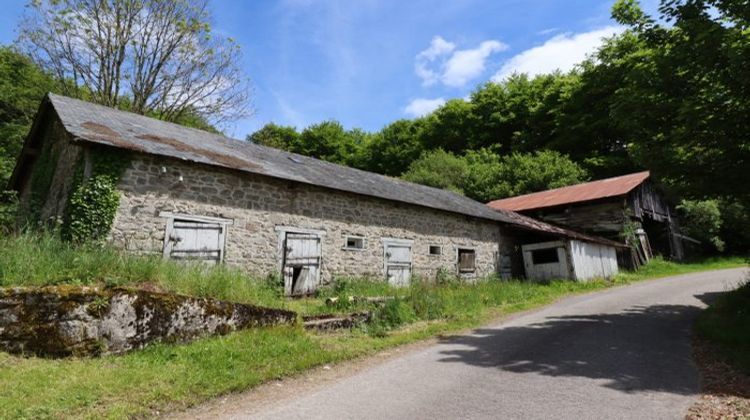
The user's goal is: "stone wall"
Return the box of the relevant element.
[0,286,296,357]
[110,154,509,283]
[17,117,83,224]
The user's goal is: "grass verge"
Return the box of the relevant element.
[0,233,746,418]
[694,274,750,374]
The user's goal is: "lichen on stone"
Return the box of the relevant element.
[0,285,296,358]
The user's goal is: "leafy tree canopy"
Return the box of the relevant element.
[402,149,588,202]
[0,46,57,187]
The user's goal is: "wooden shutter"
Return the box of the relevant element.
[458,249,476,272]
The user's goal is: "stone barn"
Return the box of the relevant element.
[487,171,686,268]
[9,94,621,291]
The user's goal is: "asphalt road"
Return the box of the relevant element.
[207,268,747,420]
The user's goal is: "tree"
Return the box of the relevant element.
[491,150,589,199]
[604,0,750,205]
[0,46,58,188]
[248,123,300,150]
[676,199,724,252]
[297,121,365,166]
[417,99,475,154]
[18,0,251,125]
[361,119,425,176]
[402,149,587,202]
[401,149,468,195]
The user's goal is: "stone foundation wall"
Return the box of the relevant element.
[0,286,296,357]
[110,154,509,282]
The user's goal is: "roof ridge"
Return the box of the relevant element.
[487,170,650,206]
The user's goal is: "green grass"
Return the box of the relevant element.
[695,275,750,374]
[614,255,748,282]
[0,232,746,418]
[0,232,285,308]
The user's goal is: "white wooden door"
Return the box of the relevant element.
[283,233,321,296]
[385,243,412,286]
[167,220,223,264]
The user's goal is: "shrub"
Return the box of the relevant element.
[366,298,416,337]
[677,199,724,252]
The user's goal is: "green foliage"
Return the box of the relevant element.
[26,133,58,225]
[604,0,750,206]
[402,148,587,202]
[718,199,750,254]
[361,119,426,176]
[400,149,468,195]
[695,276,750,374]
[0,232,283,308]
[0,190,18,234]
[0,232,745,417]
[297,121,367,166]
[246,121,371,169]
[248,123,300,150]
[65,175,121,243]
[366,298,416,337]
[473,149,589,201]
[62,147,131,243]
[677,199,725,252]
[0,46,58,188]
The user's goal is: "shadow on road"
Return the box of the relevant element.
[437,303,705,396]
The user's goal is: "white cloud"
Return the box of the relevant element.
[415,36,455,86]
[492,26,624,82]
[415,36,507,88]
[537,27,559,36]
[404,97,446,117]
[442,40,507,87]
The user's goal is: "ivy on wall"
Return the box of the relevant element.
[62,146,131,243]
[27,132,59,225]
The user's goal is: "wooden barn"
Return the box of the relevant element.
[487,171,685,268]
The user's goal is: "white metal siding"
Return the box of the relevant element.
[569,240,619,281]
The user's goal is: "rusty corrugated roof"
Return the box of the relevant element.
[15,94,624,247]
[487,171,651,212]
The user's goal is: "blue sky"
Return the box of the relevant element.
[0,0,658,138]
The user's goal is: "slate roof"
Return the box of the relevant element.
[487,171,651,212]
[20,94,623,247]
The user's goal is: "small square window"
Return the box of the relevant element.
[457,248,476,273]
[531,248,559,265]
[429,245,442,255]
[344,236,365,250]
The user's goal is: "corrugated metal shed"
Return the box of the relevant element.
[486,171,651,212]
[12,94,624,247]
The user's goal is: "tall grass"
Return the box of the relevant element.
[614,255,747,282]
[0,232,746,418]
[0,232,282,307]
[695,275,750,374]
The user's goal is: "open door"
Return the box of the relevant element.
[283,232,321,296]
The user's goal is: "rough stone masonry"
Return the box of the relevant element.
[0,286,296,357]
